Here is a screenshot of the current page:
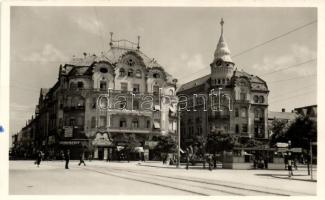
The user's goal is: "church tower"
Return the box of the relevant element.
[210,18,235,86]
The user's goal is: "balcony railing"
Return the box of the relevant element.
[63,106,85,111]
[208,112,230,119]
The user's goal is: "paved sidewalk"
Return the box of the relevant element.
[138,161,317,182]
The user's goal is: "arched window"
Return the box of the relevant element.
[119,68,125,76]
[128,69,134,77]
[120,118,127,128]
[222,79,225,84]
[77,81,84,89]
[77,97,85,107]
[240,107,247,118]
[169,89,174,95]
[254,95,259,103]
[259,96,264,103]
[135,69,142,78]
[132,119,139,128]
[70,82,77,89]
[77,116,84,126]
[100,80,107,91]
[133,99,140,110]
[153,85,160,95]
[218,79,221,84]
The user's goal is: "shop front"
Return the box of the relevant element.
[92,132,114,160]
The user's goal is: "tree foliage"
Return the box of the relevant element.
[206,133,235,154]
[155,135,177,153]
[269,115,317,150]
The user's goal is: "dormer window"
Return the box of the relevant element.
[135,69,142,78]
[119,68,125,76]
[128,69,134,77]
[127,58,135,66]
[100,67,108,73]
[153,73,160,78]
[216,59,222,66]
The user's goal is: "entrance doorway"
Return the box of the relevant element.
[98,147,104,160]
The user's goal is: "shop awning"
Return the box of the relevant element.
[117,146,125,151]
[134,147,144,153]
[154,105,161,111]
[153,121,160,129]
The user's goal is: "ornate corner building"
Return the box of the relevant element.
[177,19,269,147]
[14,35,178,160]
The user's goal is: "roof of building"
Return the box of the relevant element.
[268,111,297,121]
[66,47,163,70]
[177,74,210,93]
[40,88,49,97]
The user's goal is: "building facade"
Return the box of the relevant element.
[12,35,178,160]
[177,19,269,149]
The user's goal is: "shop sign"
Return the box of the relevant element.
[92,132,113,146]
[48,135,56,145]
[145,141,158,149]
[59,141,81,145]
[63,126,73,138]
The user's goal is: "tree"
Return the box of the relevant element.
[206,133,235,154]
[155,135,177,153]
[269,118,290,146]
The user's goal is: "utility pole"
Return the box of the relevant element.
[176,108,181,168]
[310,141,313,180]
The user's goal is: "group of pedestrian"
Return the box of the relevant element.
[34,149,87,170]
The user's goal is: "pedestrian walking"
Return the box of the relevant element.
[208,155,213,171]
[213,154,217,169]
[293,158,298,170]
[288,159,293,177]
[186,152,190,170]
[65,149,70,169]
[35,150,42,167]
[78,152,86,166]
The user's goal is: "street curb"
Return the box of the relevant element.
[271,175,317,182]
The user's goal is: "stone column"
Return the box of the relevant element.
[94,147,98,159]
[104,148,108,160]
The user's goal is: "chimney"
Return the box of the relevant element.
[282,108,285,112]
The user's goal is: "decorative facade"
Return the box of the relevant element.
[177,19,269,147]
[12,35,178,160]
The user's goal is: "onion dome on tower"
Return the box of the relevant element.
[210,18,235,86]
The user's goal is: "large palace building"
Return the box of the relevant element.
[12,34,178,160]
[177,19,269,148]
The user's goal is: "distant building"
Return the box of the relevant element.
[268,108,297,138]
[177,19,269,148]
[12,35,178,160]
[294,105,317,121]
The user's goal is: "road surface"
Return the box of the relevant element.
[9,160,316,195]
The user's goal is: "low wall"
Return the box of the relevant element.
[223,162,253,169]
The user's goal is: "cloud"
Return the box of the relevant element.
[252,44,316,76]
[19,43,69,63]
[170,53,208,84]
[71,16,104,36]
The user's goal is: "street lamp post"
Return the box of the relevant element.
[176,106,181,168]
[288,140,292,177]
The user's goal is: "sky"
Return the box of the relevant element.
[10,7,317,136]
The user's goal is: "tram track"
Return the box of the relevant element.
[83,166,296,196]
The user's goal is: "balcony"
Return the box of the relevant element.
[208,112,230,119]
[235,99,250,104]
[254,117,264,122]
[63,105,85,112]
[109,127,153,134]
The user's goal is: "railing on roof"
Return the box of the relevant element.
[109,32,140,50]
